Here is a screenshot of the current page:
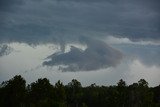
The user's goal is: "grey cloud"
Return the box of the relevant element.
[43,39,123,71]
[114,44,160,67]
[0,45,13,57]
[0,0,159,44]
[0,0,25,12]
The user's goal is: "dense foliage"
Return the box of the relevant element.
[0,75,160,107]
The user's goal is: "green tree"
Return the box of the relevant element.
[54,80,67,107]
[0,75,26,107]
[152,85,160,106]
[117,79,128,107]
[0,75,159,107]
[117,79,126,87]
[138,79,148,87]
[28,78,54,107]
[138,79,153,107]
[128,79,154,107]
[67,79,83,107]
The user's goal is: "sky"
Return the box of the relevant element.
[0,0,160,86]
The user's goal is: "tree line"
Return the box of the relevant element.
[0,75,160,107]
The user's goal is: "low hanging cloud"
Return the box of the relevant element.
[43,39,123,71]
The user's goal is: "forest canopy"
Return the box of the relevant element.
[0,75,160,107]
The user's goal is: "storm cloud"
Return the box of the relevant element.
[43,39,123,71]
[0,0,160,44]
[0,0,159,71]
[0,0,25,12]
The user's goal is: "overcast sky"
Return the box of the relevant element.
[0,0,160,86]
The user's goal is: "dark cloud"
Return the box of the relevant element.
[0,45,13,57]
[0,0,25,12]
[0,0,159,44]
[43,39,123,71]
[0,0,159,69]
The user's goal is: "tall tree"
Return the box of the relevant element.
[137,79,153,107]
[66,79,83,107]
[28,78,54,107]
[0,75,26,107]
[117,79,128,107]
[54,80,67,107]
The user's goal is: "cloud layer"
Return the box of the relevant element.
[0,0,160,44]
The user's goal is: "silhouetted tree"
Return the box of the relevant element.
[0,75,26,107]
[0,75,160,107]
[152,85,160,106]
[117,79,128,107]
[28,78,54,107]
[66,79,83,107]
[128,79,154,107]
[54,80,67,107]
